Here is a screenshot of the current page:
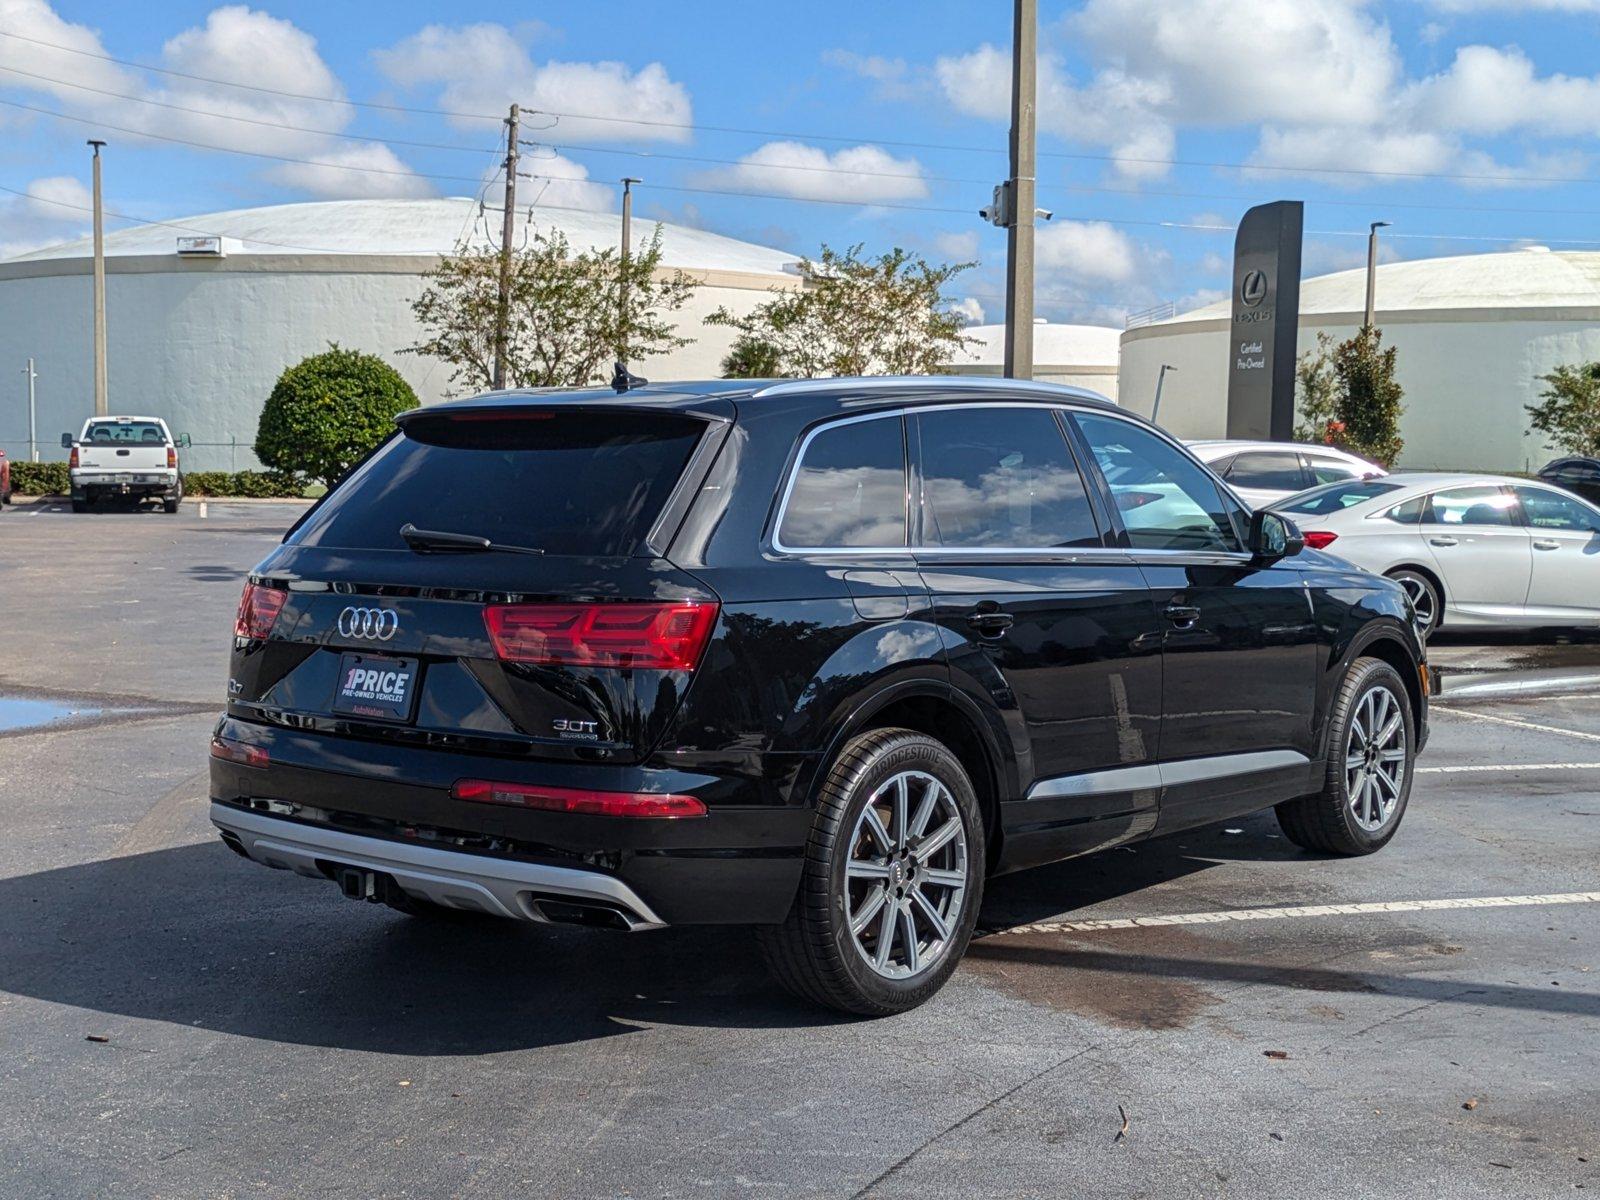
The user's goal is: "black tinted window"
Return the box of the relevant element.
[779,416,906,548]
[1224,451,1306,490]
[290,409,704,557]
[1075,413,1240,552]
[915,408,1100,549]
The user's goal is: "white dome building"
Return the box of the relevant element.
[1120,247,1600,472]
[0,198,799,470]
[943,319,1121,401]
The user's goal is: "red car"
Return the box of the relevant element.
[0,449,11,508]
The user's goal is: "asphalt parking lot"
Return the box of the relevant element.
[1,500,1596,1199]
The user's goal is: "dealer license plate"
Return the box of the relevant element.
[330,653,419,723]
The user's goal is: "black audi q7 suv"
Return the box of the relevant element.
[211,378,1428,1015]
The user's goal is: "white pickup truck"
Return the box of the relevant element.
[63,416,190,513]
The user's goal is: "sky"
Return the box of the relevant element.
[4,0,1600,329]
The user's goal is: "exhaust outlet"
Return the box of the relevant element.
[527,894,641,931]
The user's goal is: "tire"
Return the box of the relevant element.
[1276,657,1415,856]
[1387,569,1440,638]
[70,499,87,513]
[163,496,181,513]
[758,727,985,1016]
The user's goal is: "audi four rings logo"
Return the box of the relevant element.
[337,606,399,641]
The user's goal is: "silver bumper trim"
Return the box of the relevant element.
[210,802,666,929]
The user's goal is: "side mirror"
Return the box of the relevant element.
[1250,509,1305,561]
[176,433,192,448]
[60,433,73,449]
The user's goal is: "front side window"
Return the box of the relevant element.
[1513,486,1600,533]
[1426,486,1518,527]
[914,407,1100,549]
[779,416,907,549]
[1074,413,1241,552]
[1224,451,1307,491]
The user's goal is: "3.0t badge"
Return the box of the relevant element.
[552,718,600,740]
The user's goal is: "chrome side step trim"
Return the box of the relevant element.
[210,803,666,929]
[1027,750,1310,801]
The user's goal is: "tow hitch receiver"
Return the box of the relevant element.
[334,866,386,902]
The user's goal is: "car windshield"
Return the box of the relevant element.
[83,420,166,445]
[1282,480,1403,515]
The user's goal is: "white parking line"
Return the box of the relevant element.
[1418,761,1600,774]
[987,891,1600,936]
[1430,705,1600,743]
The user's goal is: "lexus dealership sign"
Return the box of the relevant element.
[1226,201,1303,440]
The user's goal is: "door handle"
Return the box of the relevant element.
[1429,536,1458,547]
[1164,603,1201,628]
[1534,539,1561,551]
[966,610,1014,636]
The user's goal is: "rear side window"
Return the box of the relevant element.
[1306,455,1368,485]
[1426,486,1518,528]
[290,409,705,557]
[915,407,1100,549]
[1380,495,1426,524]
[778,416,907,548]
[1224,451,1307,491]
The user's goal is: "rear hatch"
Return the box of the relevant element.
[230,403,726,764]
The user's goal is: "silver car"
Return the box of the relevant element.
[1279,473,1600,635]
[1189,440,1386,509]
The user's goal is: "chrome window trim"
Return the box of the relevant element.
[770,399,1110,557]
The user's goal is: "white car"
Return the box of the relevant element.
[63,415,189,513]
[1279,473,1600,635]
[1189,440,1386,509]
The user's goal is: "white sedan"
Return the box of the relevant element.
[1278,473,1600,635]
[1189,440,1386,509]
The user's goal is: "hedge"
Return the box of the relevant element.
[7,463,307,498]
[182,470,307,498]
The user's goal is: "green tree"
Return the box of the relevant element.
[404,225,696,394]
[720,334,783,379]
[255,344,418,488]
[708,243,974,378]
[1331,326,1405,467]
[1292,331,1340,443]
[1526,362,1600,457]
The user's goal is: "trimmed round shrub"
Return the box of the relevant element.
[255,345,418,488]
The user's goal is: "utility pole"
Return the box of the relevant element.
[492,103,520,391]
[618,178,640,366]
[1003,0,1037,380]
[1151,363,1175,425]
[22,358,37,461]
[1364,220,1390,331]
[88,139,108,416]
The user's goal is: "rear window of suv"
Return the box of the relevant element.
[289,409,705,558]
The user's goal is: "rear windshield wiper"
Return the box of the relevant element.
[399,523,544,556]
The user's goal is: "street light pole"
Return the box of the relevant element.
[88,139,108,416]
[22,358,37,462]
[492,103,520,391]
[1364,220,1390,332]
[1002,0,1037,380]
[619,177,640,365]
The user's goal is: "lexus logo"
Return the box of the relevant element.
[1240,269,1268,308]
[337,606,399,641]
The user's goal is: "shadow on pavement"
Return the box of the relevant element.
[0,841,841,1054]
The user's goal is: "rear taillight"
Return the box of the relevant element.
[210,735,269,768]
[167,446,178,469]
[1303,531,1339,549]
[234,582,287,639]
[69,446,79,469]
[483,601,718,670]
[451,779,706,818]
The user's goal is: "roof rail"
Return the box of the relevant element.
[750,375,1109,403]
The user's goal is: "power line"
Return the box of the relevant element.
[8,25,1600,189]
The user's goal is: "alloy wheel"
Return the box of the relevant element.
[1344,685,1408,832]
[844,770,969,979]
[1396,576,1436,634]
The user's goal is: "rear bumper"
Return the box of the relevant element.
[209,715,812,925]
[212,802,667,928]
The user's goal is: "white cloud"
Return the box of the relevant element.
[0,174,91,259]
[0,2,430,200]
[1036,220,1146,285]
[934,230,980,261]
[1422,0,1600,10]
[1405,45,1600,137]
[949,296,985,326]
[376,23,692,142]
[699,142,927,203]
[515,152,613,212]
